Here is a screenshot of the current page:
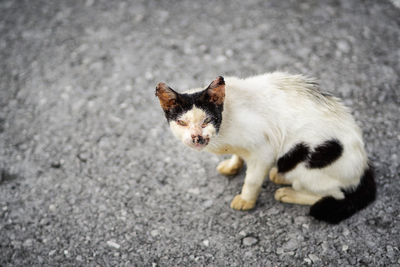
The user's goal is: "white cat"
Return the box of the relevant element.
[155,72,376,223]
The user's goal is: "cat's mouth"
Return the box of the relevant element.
[192,142,208,150]
[189,136,210,150]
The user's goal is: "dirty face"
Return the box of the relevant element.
[155,76,225,150]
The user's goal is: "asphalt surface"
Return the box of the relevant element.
[1,0,399,266]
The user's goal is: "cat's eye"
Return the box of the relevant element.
[177,120,188,126]
[202,118,212,128]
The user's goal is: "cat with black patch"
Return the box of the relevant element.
[155,72,376,224]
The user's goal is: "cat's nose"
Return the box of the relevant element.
[191,135,205,144]
[197,136,206,144]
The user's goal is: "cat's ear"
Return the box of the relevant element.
[205,76,225,105]
[155,82,179,111]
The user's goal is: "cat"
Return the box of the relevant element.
[155,72,376,224]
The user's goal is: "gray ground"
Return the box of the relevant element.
[1,0,399,266]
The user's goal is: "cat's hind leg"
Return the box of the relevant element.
[269,167,292,185]
[217,154,244,176]
[274,187,321,205]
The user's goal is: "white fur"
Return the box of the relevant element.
[170,106,216,150]
[171,72,368,204]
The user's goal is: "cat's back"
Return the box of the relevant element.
[224,72,318,99]
[225,72,347,116]
[223,73,277,106]
[226,72,327,98]
[223,72,360,144]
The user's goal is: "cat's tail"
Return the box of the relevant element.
[309,164,376,224]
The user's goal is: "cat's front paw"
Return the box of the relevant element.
[230,194,256,210]
[217,159,243,176]
[269,167,291,185]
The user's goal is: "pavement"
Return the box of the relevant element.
[1,0,399,266]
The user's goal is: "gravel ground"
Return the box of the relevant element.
[1,0,399,266]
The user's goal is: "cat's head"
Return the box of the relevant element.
[155,76,225,150]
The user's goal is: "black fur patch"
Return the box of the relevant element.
[162,93,195,122]
[309,164,376,224]
[307,139,343,168]
[277,143,309,173]
[163,90,224,132]
[277,139,343,173]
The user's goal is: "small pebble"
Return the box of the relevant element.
[337,40,351,53]
[202,200,213,209]
[343,228,350,236]
[50,160,62,168]
[244,251,253,258]
[308,254,320,262]
[77,152,89,162]
[294,216,307,224]
[267,207,280,215]
[225,49,233,57]
[23,239,33,247]
[150,230,159,237]
[242,236,259,247]
[188,188,200,195]
[107,240,121,249]
[145,71,153,80]
[283,239,298,251]
[216,55,226,63]
[386,245,395,259]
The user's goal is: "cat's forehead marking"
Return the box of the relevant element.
[180,106,207,123]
